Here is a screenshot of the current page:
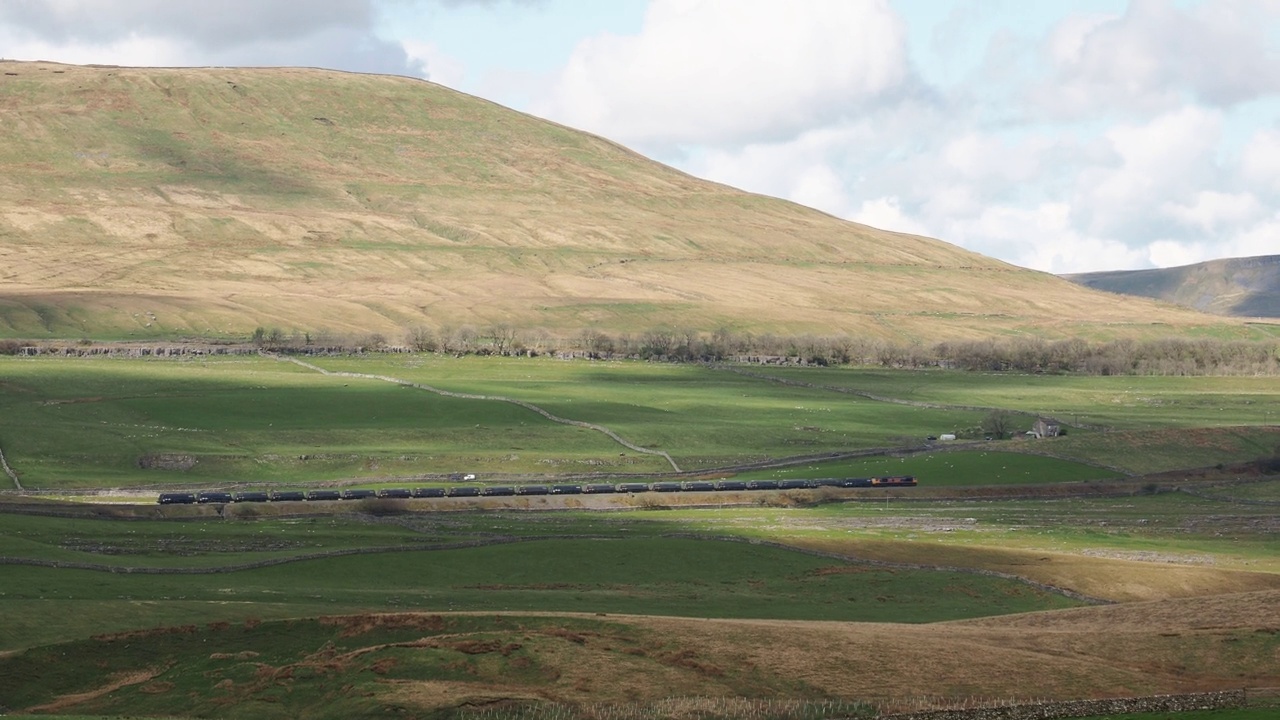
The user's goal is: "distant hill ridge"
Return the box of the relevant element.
[0,61,1266,342]
[1063,255,1280,318]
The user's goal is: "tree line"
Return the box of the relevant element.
[6,327,1278,376]
[314,325,1280,376]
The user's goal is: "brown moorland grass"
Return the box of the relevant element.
[0,61,1263,343]
[343,599,1280,708]
[953,587,1280,631]
[15,602,1279,715]
[25,667,165,714]
[789,537,1280,602]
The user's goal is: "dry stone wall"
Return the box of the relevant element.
[882,690,1245,720]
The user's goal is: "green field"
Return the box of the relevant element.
[4,481,1278,654]
[733,450,1124,484]
[3,353,1279,717]
[3,354,1277,489]
[657,493,1280,570]
[752,366,1280,430]
[0,527,1085,652]
[0,355,674,486]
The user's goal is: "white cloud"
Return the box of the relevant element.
[1046,12,1117,66]
[1230,215,1280,258]
[1034,0,1280,118]
[0,31,189,67]
[851,197,930,237]
[1162,191,1265,234]
[402,39,466,87]
[0,0,371,48]
[1022,236,1150,276]
[537,0,910,151]
[1076,107,1224,239]
[1241,127,1280,194]
[0,0,424,76]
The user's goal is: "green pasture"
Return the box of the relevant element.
[306,355,1280,474]
[731,450,1125,484]
[0,512,442,568]
[0,355,670,488]
[3,354,1278,489]
[6,488,1276,579]
[1192,478,1280,501]
[306,354,988,468]
[1036,425,1280,475]
[750,366,1280,431]
[652,491,1280,570]
[0,535,1084,651]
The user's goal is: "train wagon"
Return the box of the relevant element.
[196,491,233,504]
[159,475,919,505]
[269,490,305,502]
[158,492,196,504]
[870,475,917,487]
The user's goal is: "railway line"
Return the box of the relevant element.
[157,476,917,504]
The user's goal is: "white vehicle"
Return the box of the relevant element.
[463,473,477,481]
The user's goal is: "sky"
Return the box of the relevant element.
[2,0,1279,273]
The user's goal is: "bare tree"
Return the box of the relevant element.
[640,328,675,358]
[406,325,437,352]
[981,410,1016,440]
[487,323,520,355]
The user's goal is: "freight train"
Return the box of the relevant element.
[156,476,917,504]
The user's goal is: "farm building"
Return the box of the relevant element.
[1031,418,1062,438]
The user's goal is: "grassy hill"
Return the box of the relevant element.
[3,595,1277,716]
[1064,255,1280,318]
[0,61,1261,343]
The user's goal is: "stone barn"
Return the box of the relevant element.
[1031,417,1062,438]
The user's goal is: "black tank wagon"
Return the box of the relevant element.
[160,476,917,504]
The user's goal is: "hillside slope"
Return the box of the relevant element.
[0,61,1258,342]
[1064,255,1280,318]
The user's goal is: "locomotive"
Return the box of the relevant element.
[156,475,916,504]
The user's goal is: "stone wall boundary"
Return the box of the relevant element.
[0,443,21,490]
[879,689,1245,720]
